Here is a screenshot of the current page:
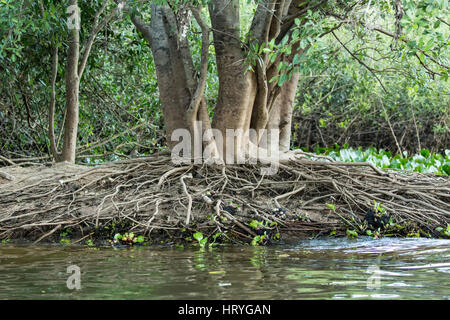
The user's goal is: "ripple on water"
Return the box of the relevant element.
[0,238,449,299]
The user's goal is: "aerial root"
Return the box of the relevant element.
[0,154,448,243]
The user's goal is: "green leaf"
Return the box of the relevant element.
[193,232,203,242]
[346,229,358,238]
[249,220,260,229]
[420,149,430,158]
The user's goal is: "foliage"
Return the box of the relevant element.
[0,0,448,166]
[112,232,145,246]
[292,0,448,154]
[435,224,450,238]
[193,231,208,248]
[309,146,450,176]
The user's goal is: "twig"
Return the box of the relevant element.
[0,171,15,181]
[274,185,306,208]
[72,232,94,244]
[33,224,62,244]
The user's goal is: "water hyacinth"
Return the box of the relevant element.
[311,146,450,176]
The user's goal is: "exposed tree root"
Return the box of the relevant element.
[0,155,449,244]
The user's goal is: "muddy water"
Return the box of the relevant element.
[0,237,449,299]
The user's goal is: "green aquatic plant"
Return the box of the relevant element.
[307,146,450,176]
[59,238,71,245]
[407,230,421,238]
[193,232,208,248]
[249,220,264,229]
[208,232,222,247]
[59,228,72,238]
[346,229,358,239]
[251,234,267,246]
[111,232,145,246]
[436,224,450,237]
[59,228,73,245]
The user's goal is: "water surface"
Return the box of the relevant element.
[0,237,449,299]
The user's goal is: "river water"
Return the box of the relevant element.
[0,237,449,299]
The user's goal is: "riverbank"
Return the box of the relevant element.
[0,154,449,246]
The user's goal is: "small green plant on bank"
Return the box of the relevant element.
[193,232,208,248]
[407,230,421,238]
[59,228,72,244]
[373,200,387,216]
[249,219,278,230]
[59,228,72,238]
[111,232,145,246]
[251,234,267,246]
[1,238,11,244]
[209,232,223,247]
[248,219,279,246]
[435,224,450,237]
[249,220,264,230]
[346,229,358,239]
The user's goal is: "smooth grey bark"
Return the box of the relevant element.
[61,0,80,163]
[49,45,61,161]
[128,1,326,161]
[209,0,257,156]
[130,4,214,156]
[59,1,119,162]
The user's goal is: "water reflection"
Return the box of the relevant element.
[0,237,449,299]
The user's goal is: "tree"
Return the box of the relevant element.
[129,0,314,161]
[1,0,446,164]
[55,0,120,162]
[127,0,448,163]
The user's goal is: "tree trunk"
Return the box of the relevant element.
[57,1,118,163]
[263,72,300,152]
[49,45,61,161]
[128,1,321,163]
[130,4,216,160]
[61,0,80,163]
[208,0,259,160]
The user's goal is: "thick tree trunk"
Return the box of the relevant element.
[131,4,216,160]
[209,0,257,160]
[263,72,300,152]
[128,1,322,164]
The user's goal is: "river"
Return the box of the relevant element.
[0,237,449,299]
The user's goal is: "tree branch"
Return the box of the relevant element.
[327,11,450,71]
[78,1,121,80]
[186,7,210,126]
[332,30,388,93]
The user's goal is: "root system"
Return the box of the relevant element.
[0,153,449,244]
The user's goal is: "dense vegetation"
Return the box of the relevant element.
[0,0,448,165]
